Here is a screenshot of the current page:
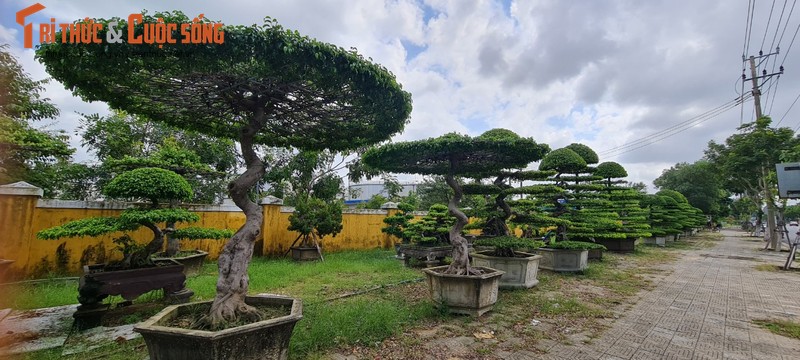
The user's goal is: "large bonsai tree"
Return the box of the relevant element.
[37,168,232,267]
[363,129,549,275]
[36,13,411,326]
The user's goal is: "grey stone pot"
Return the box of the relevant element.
[470,251,542,289]
[644,237,666,247]
[135,294,303,360]
[536,248,589,272]
[423,265,504,316]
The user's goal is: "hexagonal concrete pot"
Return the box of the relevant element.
[536,248,588,272]
[423,265,504,316]
[470,251,542,289]
[134,294,302,360]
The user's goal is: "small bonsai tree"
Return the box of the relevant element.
[364,129,549,275]
[403,204,457,246]
[37,167,232,268]
[287,196,343,257]
[382,202,416,245]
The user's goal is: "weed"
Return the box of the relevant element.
[753,319,800,339]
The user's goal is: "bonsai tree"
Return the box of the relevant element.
[37,13,412,326]
[403,203,457,246]
[287,196,343,258]
[364,129,549,275]
[382,201,416,245]
[37,168,232,267]
[595,161,652,241]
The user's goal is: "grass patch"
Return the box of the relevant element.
[753,319,800,339]
[754,264,781,272]
[0,278,79,310]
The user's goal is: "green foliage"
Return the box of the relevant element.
[0,45,73,186]
[595,161,628,179]
[474,236,545,257]
[565,143,599,165]
[404,204,455,245]
[653,160,728,216]
[381,202,415,243]
[538,148,587,174]
[118,208,199,225]
[170,227,234,240]
[288,197,344,246]
[363,129,549,176]
[36,217,137,240]
[103,168,192,204]
[36,13,412,151]
[547,240,607,250]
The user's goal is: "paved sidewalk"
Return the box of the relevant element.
[527,230,800,360]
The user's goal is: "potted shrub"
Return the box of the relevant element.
[537,239,606,272]
[38,13,412,358]
[287,196,343,261]
[397,203,457,266]
[365,129,550,315]
[381,201,416,258]
[36,167,232,328]
[471,236,545,288]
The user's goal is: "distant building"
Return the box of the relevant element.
[345,182,419,207]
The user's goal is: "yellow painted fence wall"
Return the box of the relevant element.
[0,185,410,280]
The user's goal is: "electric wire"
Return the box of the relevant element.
[744,0,755,58]
[780,21,800,65]
[602,96,750,159]
[769,0,790,52]
[784,91,800,131]
[762,0,778,51]
[769,75,783,118]
[599,95,751,158]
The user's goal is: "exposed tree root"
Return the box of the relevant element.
[201,292,264,329]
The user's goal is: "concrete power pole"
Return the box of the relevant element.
[745,53,784,250]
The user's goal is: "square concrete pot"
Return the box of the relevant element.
[135,294,302,360]
[423,265,504,316]
[595,238,637,253]
[536,248,588,272]
[643,237,666,247]
[470,251,542,289]
[290,246,321,261]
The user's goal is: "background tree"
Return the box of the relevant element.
[705,117,800,249]
[37,13,411,326]
[364,130,549,275]
[0,45,73,193]
[653,160,729,217]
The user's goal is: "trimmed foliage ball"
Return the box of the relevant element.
[539,148,587,174]
[104,167,193,203]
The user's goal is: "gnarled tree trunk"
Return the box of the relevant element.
[444,173,480,275]
[206,118,267,327]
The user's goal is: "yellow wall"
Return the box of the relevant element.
[0,192,419,279]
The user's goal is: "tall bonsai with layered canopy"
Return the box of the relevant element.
[363,129,549,275]
[36,13,411,326]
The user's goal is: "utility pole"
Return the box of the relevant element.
[743,50,784,250]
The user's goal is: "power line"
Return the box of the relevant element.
[769,0,790,52]
[744,0,755,58]
[784,91,800,130]
[768,75,782,117]
[599,95,751,159]
[761,0,778,51]
[781,20,800,65]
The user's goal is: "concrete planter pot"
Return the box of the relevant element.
[153,250,209,277]
[643,237,666,247]
[536,248,589,272]
[135,294,303,360]
[397,244,453,267]
[290,246,321,261]
[595,238,637,253]
[423,265,504,316]
[587,248,603,260]
[471,251,542,289]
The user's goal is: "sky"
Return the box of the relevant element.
[2,0,799,192]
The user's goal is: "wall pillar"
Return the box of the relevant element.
[381,201,399,248]
[260,196,285,256]
[0,182,43,281]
